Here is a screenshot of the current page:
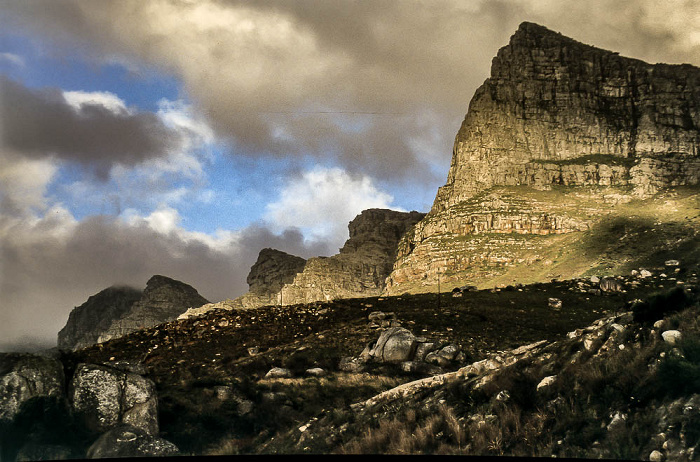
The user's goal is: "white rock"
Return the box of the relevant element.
[662,330,682,345]
[536,375,557,391]
[665,260,680,267]
[653,320,665,329]
[640,269,653,278]
[649,449,664,462]
[590,276,600,283]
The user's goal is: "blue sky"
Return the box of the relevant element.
[1,0,699,351]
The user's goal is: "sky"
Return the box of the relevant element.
[1,0,700,352]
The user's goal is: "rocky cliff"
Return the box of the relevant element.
[385,22,700,294]
[181,209,425,318]
[58,275,208,350]
[278,209,425,304]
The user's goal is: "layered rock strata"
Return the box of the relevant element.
[385,22,700,294]
[181,209,425,317]
[59,275,208,350]
[276,209,424,304]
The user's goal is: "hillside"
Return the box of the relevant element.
[386,21,700,295]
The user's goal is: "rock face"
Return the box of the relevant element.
[57,286,142,351]
[70,363,159,435]
[86,424,179,459]
[0,353,65,423]
[386,22,700,294]
[277,209,425,305]
[59,275,208,350]
[182,209,425,317]
[227,249,307,310]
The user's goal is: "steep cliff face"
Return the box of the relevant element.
[184,209,426,316]
[386,22,700,295]
[58,276,208,350]
[58,286,142,351]
[435,21,700,211]
[278,209,426,304]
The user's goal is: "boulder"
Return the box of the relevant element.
[367,327,418,363]
[265,367,293,379]
[70,363,158,435]
[600,277,624,293]
[86,424,179,459]
[0,353,65,423]
[661,330,682,346]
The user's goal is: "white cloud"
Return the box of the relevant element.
[264,166,399,249]
[0,52,25,67]
[63,90,130,115]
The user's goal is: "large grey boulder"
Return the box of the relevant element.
[0,353,65,423]
[70,364,158,435]
[366,327,418,363]
[86,424,179,459]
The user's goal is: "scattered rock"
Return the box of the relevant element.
[86,424,179,459]
[548,298,563,309]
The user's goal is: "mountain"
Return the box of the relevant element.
[5,21,700,460]
[179,209,425,318]
[386,22,700,295]
[58,275,208,351]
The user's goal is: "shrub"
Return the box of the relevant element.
[632,287,695,323]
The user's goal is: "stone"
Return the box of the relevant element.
[0,353,65,423]
[548,298,563,309]
[590,276,600,284]
[86,424,179,459]
[665,260,680,267]
[265,367,292,379]
[662,330,682,346]
[305,367,326,377]
[640,270,653,278]
[367,327,419,363]
[70,363,158,435]
[338,357,365,373]
[649,450,664,462]
[600,277,624,293]
[537,375,557,391]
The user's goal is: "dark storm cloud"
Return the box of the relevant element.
[0,214,331,351]
[0,76,181,178]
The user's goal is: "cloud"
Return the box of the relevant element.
[0,76,183,179]
[0,203,331,352]
[0,52,25,67]
[7,1,698,187]
[264,166,398,249]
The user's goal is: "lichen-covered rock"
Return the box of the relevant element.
[0,353,65,423]
[86,424,178,459]
[70,364,158,435]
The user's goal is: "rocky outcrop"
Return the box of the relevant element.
[277,209,425,305]
[57,286,142,351]
[59,275,209,350]
[386,22,700,294]
[86,424,179,459]
[70,363,159,435]
[438,21,700,209]
[0,353,65,423]
[182,209,425,318]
